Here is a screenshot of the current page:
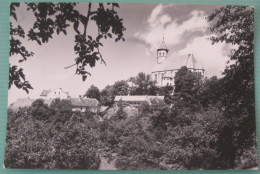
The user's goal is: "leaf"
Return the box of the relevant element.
[112,3,119,8]
[73,21,79,33]
[88,35,92,40]
[19,68,25,80]
[82,75,87,81]
[107,33,112,38]
[62,30,67,35]
[96,35,103,42]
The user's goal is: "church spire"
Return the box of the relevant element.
[157,34,169,64]
[158,34,168,50]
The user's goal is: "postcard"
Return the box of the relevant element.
[5,2,257,170]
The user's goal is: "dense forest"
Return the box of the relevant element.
[5,5,257,170]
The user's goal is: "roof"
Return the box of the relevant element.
[40,89,52,96]
[158,40,168,50]
[70,98,99,107]
[100,106,109,112]
[40,88,70,97]
[9,98,55,111]
[152,53,204,72]
[114,95,164,102]
[185,54,204,70]
[9,97,99,111]
[9,98,35,109]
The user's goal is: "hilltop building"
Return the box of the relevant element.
[151,37,205,87]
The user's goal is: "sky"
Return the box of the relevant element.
[8,3,234,104]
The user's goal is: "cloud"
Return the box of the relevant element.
[135,4,209,52]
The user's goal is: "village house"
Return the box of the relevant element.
[40,88,70,99]
[10,88,100,114]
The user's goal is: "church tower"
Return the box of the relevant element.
[157,35,169,64]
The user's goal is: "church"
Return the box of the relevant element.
[151,37,205,87]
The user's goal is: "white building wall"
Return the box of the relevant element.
[47,88,69,99]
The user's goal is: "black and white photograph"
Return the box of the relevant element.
[5,2,257,170]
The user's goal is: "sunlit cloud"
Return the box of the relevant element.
[135,4,209,52]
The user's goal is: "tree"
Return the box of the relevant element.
[5,102,101,169]
[10,2,125,93]
[198,76,222,108]
[173,66,203,112]
[207,5,256,168]
[113,80,129,96]
[139,99,169,130]
[100,80,128,106]
[100,85,114,106]
[116,99,127,119]
[30,99,50,120]
[157,86,174,104]
[129,72,157,95]
[85,85,101,101]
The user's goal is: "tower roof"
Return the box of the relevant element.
[157,35,168,51]
[159,40,168,50]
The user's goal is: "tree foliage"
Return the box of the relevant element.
[129,72,157,95]
[173,66,203,113]
[85,85,101,101]
[5,101,101,169]
[10,2,125,93]
[207,5,256,168]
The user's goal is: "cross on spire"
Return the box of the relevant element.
[163,33,164,42]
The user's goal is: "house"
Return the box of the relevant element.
[9,98,54,111]
[151,37,205,87]
[114,95,164,107]
[40,88,70,99]
[70,98,100,114]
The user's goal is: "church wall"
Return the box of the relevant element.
[162,77,174,86]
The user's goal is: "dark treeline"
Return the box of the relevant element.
[99,66,257,169]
